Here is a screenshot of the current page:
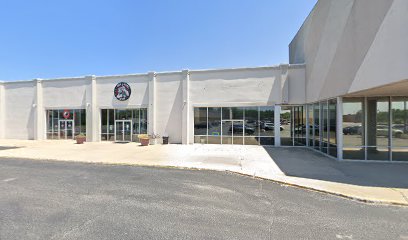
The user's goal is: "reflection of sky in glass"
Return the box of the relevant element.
[343,103,361,115]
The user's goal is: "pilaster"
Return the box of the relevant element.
[336,97,343,160]
[34,79,45,140]
[182,70,190,144]
[86,75,97,142]
[274,105,281,146]
[148,72,156,144]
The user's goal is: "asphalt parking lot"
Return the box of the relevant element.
[0,158,407,240]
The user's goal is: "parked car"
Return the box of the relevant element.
[262,122,284,131]
[263,122,274,131]
[229,124,255,134]
[393,124,408,133]
[377,127,403,138]
[343,125,362,135]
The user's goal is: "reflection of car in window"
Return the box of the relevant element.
[228,124,255,134]
[261,122,284,131]
[343,125,362,135]
[393,124,408,134]
[377,127,403,138]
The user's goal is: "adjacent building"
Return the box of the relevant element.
[0,0,407,162]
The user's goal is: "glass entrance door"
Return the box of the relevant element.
[58,120,74,140]
[115,120,132,142]
[222,120,244,145]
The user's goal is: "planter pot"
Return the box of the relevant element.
[140,138,149,146]
[76,136,86,144]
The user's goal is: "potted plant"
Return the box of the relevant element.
[138,134,150,146]
[75,133,86,144]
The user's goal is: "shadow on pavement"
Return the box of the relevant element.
[0,146,23,151]
[263,147,408,188]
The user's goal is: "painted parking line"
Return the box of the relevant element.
[3,178,17,182]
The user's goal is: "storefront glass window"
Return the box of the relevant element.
[101,109,147,142]
[308,105,314,147]
[280,106,293,146]
[244,107,260,145]
[46,109,86,140]
[207,108,222,144]
[321,101,329,154]
[194,108,207,144]
[391,97,408,161]
[313,103,320,151]
[194,106,275,145]
[342,98,365,160]
[328,99,337,157]
[259,106,274,145]
[367,97,390,161]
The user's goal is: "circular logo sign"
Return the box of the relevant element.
[114,82,131,101]
[63,110,71,119]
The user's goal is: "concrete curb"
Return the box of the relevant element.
[225,171,408,207]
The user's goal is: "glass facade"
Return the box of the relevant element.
[101,109,147,142]
[46,109,86,140]
[342,97,408,161]
[39,95,408,163]
[391,97,408,161]
[293,106,306,146]
[280,106,293,146]
[298,99,337,156]
[342,98,365,160]
[194,106,275,145]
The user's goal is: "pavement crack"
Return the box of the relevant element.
[392,188,408,203]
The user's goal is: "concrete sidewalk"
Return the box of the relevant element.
[0,139,407,206]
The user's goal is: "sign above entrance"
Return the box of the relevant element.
[114,82,131,101]
[63,110,71,119]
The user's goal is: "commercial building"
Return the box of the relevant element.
[0,0,407,162]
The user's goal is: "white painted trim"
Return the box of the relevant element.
[34,79,45,140]
[336,97,343,160]
[274,105,281,146]
[148,72,156,144]
[182,70,190,144]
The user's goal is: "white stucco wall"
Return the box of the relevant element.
[189,67,283,106]
[3,81,36,139]
[0,65,305,142]
[42,78,89,109]
[155,72,183,143]
[96,75,149,109]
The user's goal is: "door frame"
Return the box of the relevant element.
[114,120,133,142]
[58,119,75,140]
[221,120,244,145]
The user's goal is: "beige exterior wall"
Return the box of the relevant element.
[0,65,305,143]
[3,81,36,139]
[290,0,408,102]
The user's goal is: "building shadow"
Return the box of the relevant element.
[262,147,408,188]
[0,146,23,151]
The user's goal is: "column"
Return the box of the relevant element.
[34,79,45,140]
[366,98,377,153]
[0,82,5,139]
[336,97,343,160]
[85,75,97,142]
[305,105,310,147]
[148,72,156,144]
[274,105,281,146]
[182,70,190,144]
